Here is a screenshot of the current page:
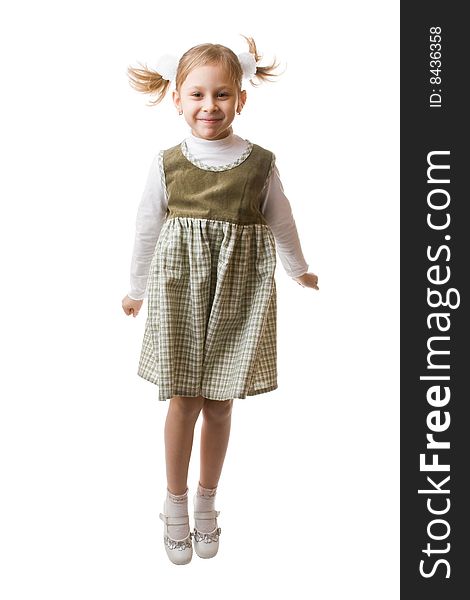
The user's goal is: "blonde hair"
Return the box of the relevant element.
[127,35,281,107]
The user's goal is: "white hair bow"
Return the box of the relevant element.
[154,52,258,82]
[154,54,179,82]
[237,52,257,81]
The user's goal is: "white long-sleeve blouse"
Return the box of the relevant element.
[128,131,309,300]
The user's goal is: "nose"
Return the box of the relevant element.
[202,97,218,112]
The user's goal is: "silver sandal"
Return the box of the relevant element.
[158,512,193,565]
[193,509,222,559]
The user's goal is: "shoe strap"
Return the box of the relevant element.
[194,510,220,519]
[159,512,189,526]
[193,525,222,536]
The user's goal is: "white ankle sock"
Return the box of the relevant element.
[194,482,218,534]
[164,487,189,540]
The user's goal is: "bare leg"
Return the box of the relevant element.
[164,395,205,495]
[199,398,234,489]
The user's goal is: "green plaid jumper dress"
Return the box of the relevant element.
[137,139,278,402]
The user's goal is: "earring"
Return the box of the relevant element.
[237,111,241,115]
[178,109,183,115]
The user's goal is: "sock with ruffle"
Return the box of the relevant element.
[164,487,190,540]
[194,482,218,534]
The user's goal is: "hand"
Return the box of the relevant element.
[293,272,319,290]
[122,295,144,317]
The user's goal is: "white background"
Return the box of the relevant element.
[0,1,399,598]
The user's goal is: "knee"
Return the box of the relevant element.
[202,398,233,423]
[169,395,205,421]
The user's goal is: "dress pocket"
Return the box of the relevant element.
[255,231,276,279]
[162,265,187,278]
[159,235,190,275]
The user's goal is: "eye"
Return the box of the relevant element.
[218,92,229,98]
[191,92,202,97]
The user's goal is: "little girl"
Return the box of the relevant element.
[121,35,319,565]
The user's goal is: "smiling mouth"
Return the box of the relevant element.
[199,118,222,122]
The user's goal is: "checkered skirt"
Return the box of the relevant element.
[137,216,277,401]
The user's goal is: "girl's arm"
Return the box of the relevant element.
[260,163,310,278]
[127,153,168,300]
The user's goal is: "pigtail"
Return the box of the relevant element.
[240,35,283,87]
[127,62,171,106]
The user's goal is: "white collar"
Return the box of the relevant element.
[187,130,238,152]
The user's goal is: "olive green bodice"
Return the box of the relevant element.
[162,142,275,226]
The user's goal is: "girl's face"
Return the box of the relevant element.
[173,64,246,140]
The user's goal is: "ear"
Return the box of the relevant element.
[237,89,247,112]
[172,89,181,111]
